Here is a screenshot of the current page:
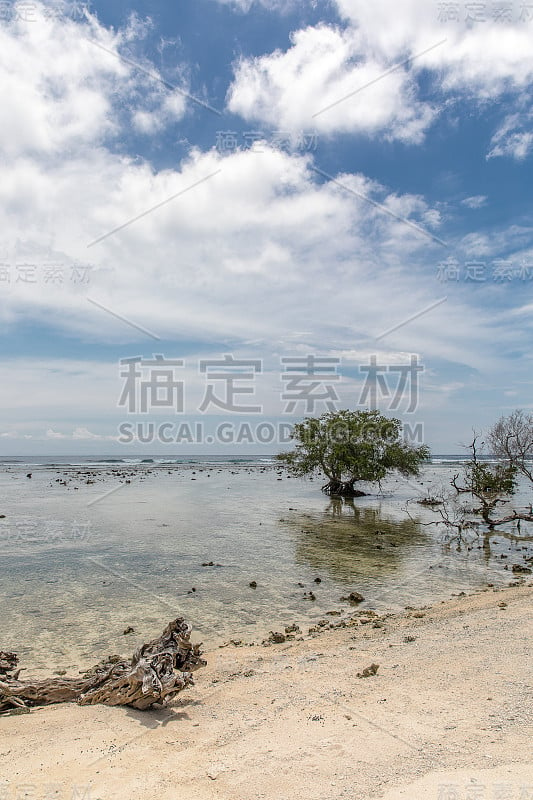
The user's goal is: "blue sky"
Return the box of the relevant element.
[0,0,532,454]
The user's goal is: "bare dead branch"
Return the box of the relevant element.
[0,617,205,715]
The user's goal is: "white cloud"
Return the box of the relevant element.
[487,111,533,160]
[461,195,488,209]
[227,0,533,139]
[334,0,533,93]
[228,24,435,142]
[73,427,104,440]
[46,429,68,439]
[0,121,522,385]
[0,2,188,159]
[1,137,477,362]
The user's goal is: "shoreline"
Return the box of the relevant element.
[2,581,531,799]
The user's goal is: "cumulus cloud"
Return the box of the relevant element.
[0,2,188,159]
[227,0,533,140]
[228,24,435,141]
[334,0,533,93]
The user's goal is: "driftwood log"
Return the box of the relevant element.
[0,617,206,714]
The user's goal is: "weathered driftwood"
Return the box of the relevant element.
[0,617,206,714]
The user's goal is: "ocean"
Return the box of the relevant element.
[1,455,531,675]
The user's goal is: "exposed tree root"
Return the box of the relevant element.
[321,479,367,497]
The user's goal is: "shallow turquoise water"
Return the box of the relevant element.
[0,462,531,674]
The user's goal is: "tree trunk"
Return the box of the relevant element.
[0,617,205,714]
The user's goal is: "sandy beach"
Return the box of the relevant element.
[2,582,531,800]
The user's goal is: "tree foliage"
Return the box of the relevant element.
[277,410,430,496]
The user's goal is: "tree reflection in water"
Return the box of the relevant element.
[286,496,427,584]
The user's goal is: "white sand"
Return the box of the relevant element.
[1,583,531,800]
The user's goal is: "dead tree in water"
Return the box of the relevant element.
[450,436,528,529]
[0,617,205,714]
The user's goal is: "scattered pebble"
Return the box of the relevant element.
[341,592,365,604]
[357,663,379,678]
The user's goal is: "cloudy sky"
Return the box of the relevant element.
[1,0,532,455]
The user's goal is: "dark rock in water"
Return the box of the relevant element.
[357,663,379,678]
[297,582,305,588]
[304,591,316,601]
[249,581,257,589]
[341,592,365,604]
[123,626,134,635]
[26,473,32,479]
[202,561,215,567]
[0,515,5,519]
[512,564,532,573]
[285,624,301,634]
[314,577,322,583]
